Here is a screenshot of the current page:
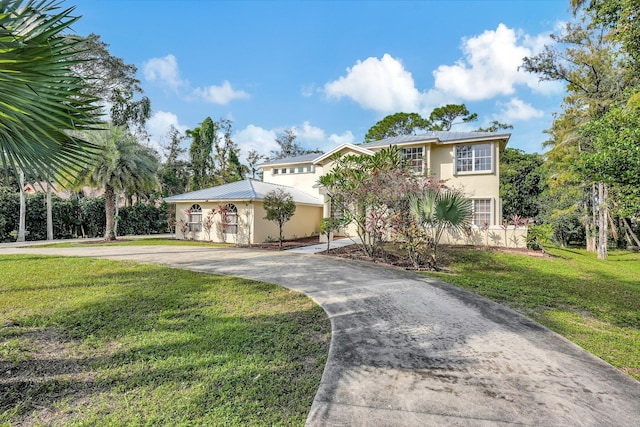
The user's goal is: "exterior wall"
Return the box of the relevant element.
[252,202,323,243]
[262,163,325,197]
[429,142,501,226]
[440,226,528,249]
[173,201,257,244]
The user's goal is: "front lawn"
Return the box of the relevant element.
[0,255,330,426]
[425,246,640,380]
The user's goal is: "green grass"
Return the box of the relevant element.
[425,246,640,380]
[35,238,229,248]
[0,255,330,426]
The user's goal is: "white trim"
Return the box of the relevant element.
[454,142,495,175]
[313,143,375,164]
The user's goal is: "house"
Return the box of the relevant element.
[166,131,527,247]
[163,179,323,244]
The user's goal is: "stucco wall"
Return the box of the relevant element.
[429,142,501,225]
[173,201,256,244]
[440,226,528,248]
[252,202,323,243]
[262,164,326,197]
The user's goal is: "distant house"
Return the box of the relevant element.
[166,131,527,247]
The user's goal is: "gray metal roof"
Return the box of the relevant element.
[164,179,323,206]
[260,153,323,167]
[361,131,511,148]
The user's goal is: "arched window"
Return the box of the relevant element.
[224,203,238,234]
[189,204,202,232]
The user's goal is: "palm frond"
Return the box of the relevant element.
[0,0,102,185]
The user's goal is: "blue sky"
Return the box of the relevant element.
[71,1,572,160]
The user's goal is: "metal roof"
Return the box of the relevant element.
[361,131,511,148]
[164,179,323,206]
[259,153,323,167]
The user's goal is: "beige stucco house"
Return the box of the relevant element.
[165,131,527,247]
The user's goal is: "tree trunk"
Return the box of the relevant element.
[17,170,26,242]
[586,183,597,252]
[278,222,283,250]
[597,182,608,260]
[623,218,640,248]
[46,184,53,240]
[104,184,117,241]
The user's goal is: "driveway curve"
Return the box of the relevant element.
[4,245,640,426]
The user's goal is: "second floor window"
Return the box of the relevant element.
[455,143,492,173]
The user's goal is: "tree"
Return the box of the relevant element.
[522,10,636,258]
[78,126,159,241]
[428,104,478,131]
[408,188,472,269]
[160,126,190,196]
[476,121,514,133]
[499,148,547,220]
[270,129,321,160]
[68,33,151,136]
[246,150,265,179]
[263,188,296,249]
[319,146,428,260]
[0,0,101,184]
[187,117,216,191]
[364,113,431,142]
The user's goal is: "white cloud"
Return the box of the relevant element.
[295,121,326,142]
[433,24,530,100]
[193,81,250,105]
[143,55,249,104]
[233,122,354,160]
[145,111,189,156]
[324,53,422,113]
[329,130,355,145]
[496,98,544,122]
[143,55,186,91]
[233,125,279,159]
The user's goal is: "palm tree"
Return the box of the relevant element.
[78,126,159,240]
[409,188,472,269]
[0,0,101,184]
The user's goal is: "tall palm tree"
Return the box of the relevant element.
[0,0,101,183]
[409,188,472,268]
[78,126,159,240]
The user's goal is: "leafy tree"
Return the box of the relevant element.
[270,129,321,160]
[428,104,478,131]
[499,148,547,220]
[263,188,296,249]
[476,121,514,132]
[187,117,216,191]
[522,9,636,258]
[363,105,506,144]
[68,33,151,136]
[0,0,101,184]
[319,146,428,260]
[364,112,431,142]
[160,126,190,196]
[246,150,265,179]
[78,126,159,240]
[319,217,342,252]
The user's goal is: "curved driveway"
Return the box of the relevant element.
[4,245,640,426]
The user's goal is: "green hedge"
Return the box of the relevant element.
[0,187,169,242]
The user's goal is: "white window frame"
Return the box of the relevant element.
[471,198,494,226]
[189,204,202,232]
[454,143,494,174]
[401,146,424,174]
[223,203,238,234]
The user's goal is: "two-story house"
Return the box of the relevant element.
[165,131,526,247]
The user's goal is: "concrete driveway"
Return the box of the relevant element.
[3,244,639,426]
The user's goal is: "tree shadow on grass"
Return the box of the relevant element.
[0,266,330,426]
